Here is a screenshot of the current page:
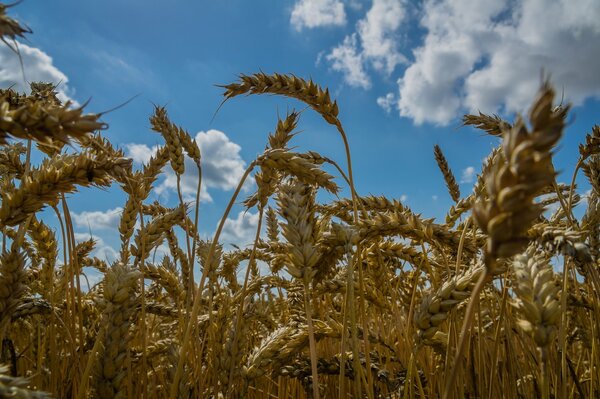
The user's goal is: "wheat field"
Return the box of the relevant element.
[0,3,599,399]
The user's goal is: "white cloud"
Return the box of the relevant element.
[347,0,363,11]
[357,0,407,74]
[326,0,407,88]
[400,194,408,202]
[460,166,475,184]
[72,207,123,231]
[0,42,76,104]
[377,92,397,113]
[126,143,161,164]
[220,210,260,247]
[397,0,600,125]
[326,34,371,88]
[126,129,249,203]
[291,0,347,30]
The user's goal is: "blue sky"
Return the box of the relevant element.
[2,0,600,263]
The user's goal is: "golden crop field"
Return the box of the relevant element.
[0,3,599,398]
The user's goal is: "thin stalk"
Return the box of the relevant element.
[443,262,491,399]
[303,279,320,399]
[226,208,264,397]
[189,163,203,303]
[333,122,364,398]
[136,205,148,399]
[169,160,257,399]
[487,281,509,399]
[75,325,105,399]
[540,347,549,399]
[176,174,192,288]
[559,257,570,399]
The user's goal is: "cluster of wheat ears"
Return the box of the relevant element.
[0,4,599,399]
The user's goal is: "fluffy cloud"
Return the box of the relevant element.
[377,92,397,113]
[0,42,75,104]
[398,0,600,125]
[357,0,407,74]
[220,210,261,247]
[291,0,346,31]
[460,166,475,184]
[320,0,600,125]
[72,207,123,231]
[125,129,249,202]
[326,0,407,88]
[326,34,371,88]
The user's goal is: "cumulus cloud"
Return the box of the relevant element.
[125,129,249,202]
[460,166,476,184]
[397,0,600,125]
[326,0,407,87]
[72,207,123,231]
[0,42,76,104]
[291,0,346,30]
[327,34,371,88]
[377,92,397,113]
[126,143,161,164]
[319,0,600,125]
[220,210,260,247]
[357,0,407,74]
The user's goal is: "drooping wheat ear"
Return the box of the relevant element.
[366,241,429,269]
[11,298,52,320]
[131,205,186,264]
[0,245,27,329]
[79,133,133,182]
[142,201,200,238]
[0,152,131,226]
[433,145,460,202]
[414,263,484,343]
[463,112,512,136]
[150,106,185,175]
[0,365,48,398]
[94,262,141,399]
[315,269,389,310]
[221,73,340,128]
[256,149,339,194]
[142,259,184,302]
[243,320,340,382]
[358,209,478,255]
[0,94,107,145]
[473,82,566,266]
